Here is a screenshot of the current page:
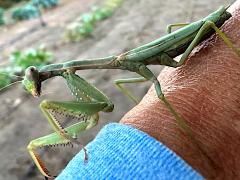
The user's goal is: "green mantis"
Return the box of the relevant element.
[18,5,239,179]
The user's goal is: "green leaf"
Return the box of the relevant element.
[9,46,52,70]
[12,3,39,21]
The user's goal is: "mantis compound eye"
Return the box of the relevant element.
[22,66,41,97]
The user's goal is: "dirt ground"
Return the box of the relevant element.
[0,0,227,179]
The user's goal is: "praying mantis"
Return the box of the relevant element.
[14,5,239,179]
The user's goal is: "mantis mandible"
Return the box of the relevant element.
[17,6,239,179]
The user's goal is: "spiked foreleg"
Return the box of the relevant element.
[32,100,108,178]
[63,72,114,112]
[27,118,98,178]
[40,100,108,141]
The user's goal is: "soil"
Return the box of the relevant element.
[0,0,226,179]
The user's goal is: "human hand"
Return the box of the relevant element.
[120,2,240,179]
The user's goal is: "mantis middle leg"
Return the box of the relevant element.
[114,77,147,104]
[166,23,189,34]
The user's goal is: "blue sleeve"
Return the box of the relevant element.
[56,123,203,180]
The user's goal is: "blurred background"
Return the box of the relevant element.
[0,0,230,179]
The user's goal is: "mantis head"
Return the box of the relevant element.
[22,66,41,97]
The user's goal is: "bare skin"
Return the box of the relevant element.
[120,1,240,179]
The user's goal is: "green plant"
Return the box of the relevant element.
[0,0,25,8]
[64,0,124,42]
[10,46,52,69]
[32,0,59,9]
[0,8,4,25]
[12,4,39,21]
[65,13,95,40]
[92,7,113,21]
[0,47,52,90]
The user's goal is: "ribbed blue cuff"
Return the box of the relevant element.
[57,123,203,180]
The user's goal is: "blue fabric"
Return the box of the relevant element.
[57,123,203,180]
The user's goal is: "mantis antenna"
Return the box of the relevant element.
[0,72,23,79]
[0,80,22,92]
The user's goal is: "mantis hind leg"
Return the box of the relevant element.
[136,65,189,130]
[114,77,147,104]
[177,20,240,67]
[121,62,190,134]
[166,23,189,34]
[128,63,216,169]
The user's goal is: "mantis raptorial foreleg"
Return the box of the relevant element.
[27,121,91,178]
[39,100,104,140]
[27,72,114,178]
[114,77,147,103]
[28,100,102,178]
